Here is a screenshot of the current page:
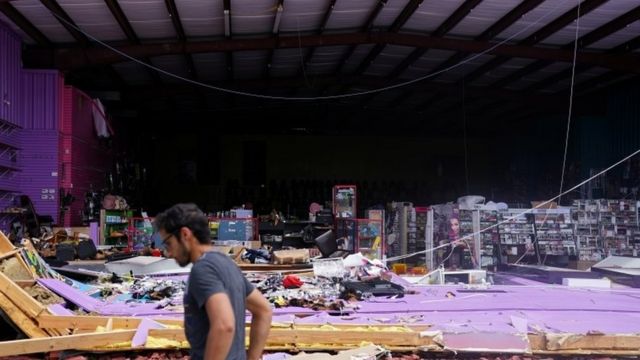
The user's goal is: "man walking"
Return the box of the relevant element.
[155,203,272,360]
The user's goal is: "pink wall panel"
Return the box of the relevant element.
[59,86,111,226]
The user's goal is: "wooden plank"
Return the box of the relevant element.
[0,329,136,356]
[0,271,46,318]
[37,314,183,330]
[0,291,48,338]
[546,333,640,351]
[148,328,185,341]
[528,334,547,351]
[267,328,431,347]
[0,231,14,254]
[0,249,19,261]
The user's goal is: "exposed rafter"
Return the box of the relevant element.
[386,0,488,80]
[335,0,387,74]
[104,0,138,43]
[352,0,423,76]
[223,0,233,81]
[40,0,88,46]
[386,0,541,110]
[464,0,608,84]
[295,0,336,77]
[0,2,50,46]
[524,5,640,93]
[164,0,198,80]
[103,0,161,85]
[265,0,284,79]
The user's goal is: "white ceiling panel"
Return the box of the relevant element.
[118,0,175,40]
[233,50,268,79]
[231,0,275,36]
[113,61,153,86]
[175,0,224,38]
[588,20,640,50]
[192,53,227,82]
[373,0,411,28]
[0,13,34,44]
[340,44,376,73]
[449,0,520,38]
[403,0,466,33]
[270,48,304,78]
[280,0,332,33]
[11,0,74,43]
[58,0,126,42]
[542,1,640,46]
[151,55,189,83]
[496,0,576,43]
[324,0,378,31]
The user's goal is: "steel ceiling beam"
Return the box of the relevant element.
[353,0,423,76]
[164,0,198,80]
[265,0,285,79]
[223,0,233,81]
[40,0,88,46]
[335,0,387,74]
[386,0,488,80]
[29,32,640,73]
[524,5,640,93]
[295,0,337,77]
[464,0,608,84]
[104,0,138,43]
[0,2,51,46]
[103,0,161,85]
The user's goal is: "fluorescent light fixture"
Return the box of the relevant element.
[224,9,230,37]
[273,5,283,34]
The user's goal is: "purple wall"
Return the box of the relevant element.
[0,20,24,231]
[0,20,22,126]
[19,70,64,223]
[18,130,60,223]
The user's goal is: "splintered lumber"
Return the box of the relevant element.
[0,231,14,255]
[0,291,48,338]
[0,329,136,356]
[267,328,433,347]
[37,314,183,330]
[545,333,640,351]
[0,270,46,318]
[0,249,19,261]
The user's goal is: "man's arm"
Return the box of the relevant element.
[204,292,236,360]
[245,289,272,360]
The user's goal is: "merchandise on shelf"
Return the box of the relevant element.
[532,208,576,257]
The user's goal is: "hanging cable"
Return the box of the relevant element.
[45,0,569,101]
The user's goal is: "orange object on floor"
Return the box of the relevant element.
[391,263,407,274]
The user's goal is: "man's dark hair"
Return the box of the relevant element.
[154,203,211,244]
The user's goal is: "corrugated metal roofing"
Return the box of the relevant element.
[58,0,126,42]
[280,0,332,34]
[117,0,175,41]
[175,0,225,38]
[324,0,378,31]
[449,0,521,38]
[11,0,75,43]
[403,0,467,33]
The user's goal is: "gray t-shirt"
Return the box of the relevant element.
[184,251,255,360]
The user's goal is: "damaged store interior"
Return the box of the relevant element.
[0,0,640,359]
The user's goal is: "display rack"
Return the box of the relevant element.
[498,209,536,262]
[572,200,603,261]
[532,208,576,257]
[100,209,132,248]
[598,199,639,256]
[478,209,500,268]
[127,216,154,251]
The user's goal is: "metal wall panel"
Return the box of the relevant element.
[59,86,111,226]
[21,70,63,130]
[18,130,60,224]
[0,20,23,126]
